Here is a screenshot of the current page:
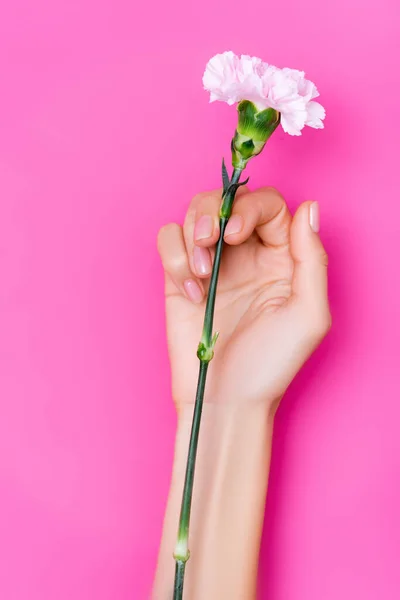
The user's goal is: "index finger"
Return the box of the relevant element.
[223,187,292,248]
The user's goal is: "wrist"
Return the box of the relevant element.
[153,401,275,600]
[177,388,279,425]
[177,399,275,448]
[154,400,274,599]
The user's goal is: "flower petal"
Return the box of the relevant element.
[306,101,326,128]
[203,52,326,135]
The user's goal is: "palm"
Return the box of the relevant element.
[165,235,294,406]
[159,186,330,408]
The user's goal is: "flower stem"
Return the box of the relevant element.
[173,561,186,599]
[172,167,242,599]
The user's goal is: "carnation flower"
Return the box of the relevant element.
[203,51,325,136]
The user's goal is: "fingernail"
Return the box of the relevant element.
[194,215,214,241]
[309,202,320,233]
[193,246,212,276]
[183,279,203,303]
[225,214,244,237]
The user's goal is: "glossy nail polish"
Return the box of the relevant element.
[183,279,203,303]
[309,202,320,233]
[193,246,212,276]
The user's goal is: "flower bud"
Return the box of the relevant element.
[231,101,280,169]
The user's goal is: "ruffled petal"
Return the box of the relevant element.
[203,52,325,136]
[306,101,326,128]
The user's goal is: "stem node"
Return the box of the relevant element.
[173,543,190,563]
[196,343,214,363]
[197,331,219,363]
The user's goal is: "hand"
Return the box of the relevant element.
[157,186,331,411]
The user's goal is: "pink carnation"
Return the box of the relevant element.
[203,52,325,136]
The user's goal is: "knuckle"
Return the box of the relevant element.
[192,190,220,206]
[262,186,284,201]
[157,222,179,241]
[157,223,181,253]
[169,252,188,271]
[258,186,288,220]
[183,195,204,227]
[266,185,282,196]
[193,192,221,217]
[192,192,206,205]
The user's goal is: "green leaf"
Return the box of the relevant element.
[221,159,230,194]
[227,177,250,196]
[211,331,220,349]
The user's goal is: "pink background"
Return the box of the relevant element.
[0,0,399,599]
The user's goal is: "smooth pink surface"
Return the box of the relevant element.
[0,1,399,599]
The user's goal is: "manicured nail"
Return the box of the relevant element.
[183,279,203,303]
[193,246,212,276]
[224,214,244,237]
[194,215,214,241]
[309,202,320,233]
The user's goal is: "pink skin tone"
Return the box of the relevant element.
[154,186,330,599]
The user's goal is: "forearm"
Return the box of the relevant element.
[153,400,275,600]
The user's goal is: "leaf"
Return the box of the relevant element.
[221,158,230,194]
[211,331,220,349]
[227,177,250,196]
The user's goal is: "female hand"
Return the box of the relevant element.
[157,186,331,412]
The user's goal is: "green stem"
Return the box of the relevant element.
[173,561,186,599]
[175,360,208,556]
[172,167,242,600]
[201,167,241,347]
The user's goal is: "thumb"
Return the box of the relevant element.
[289,201,331,338]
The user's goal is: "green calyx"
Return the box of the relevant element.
[231,100,280,169]
[237,100,280,141]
